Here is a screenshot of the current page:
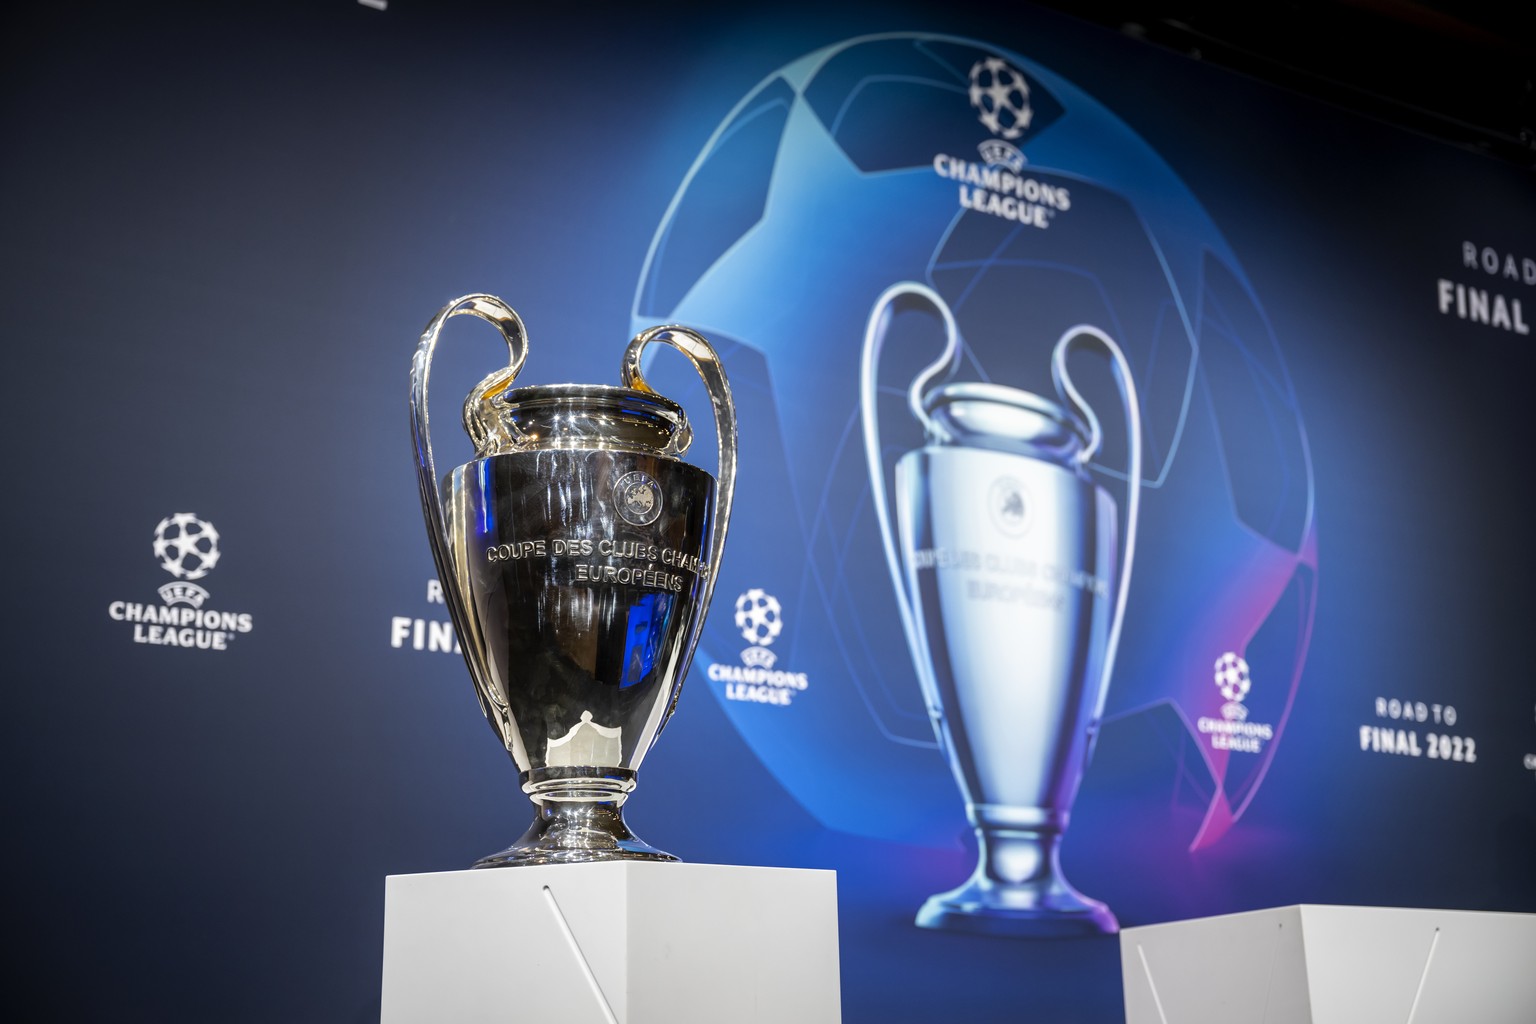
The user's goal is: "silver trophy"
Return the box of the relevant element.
[411,294,736,866]
[861,282,1140,935]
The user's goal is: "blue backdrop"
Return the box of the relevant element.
[6,1,1534,1021]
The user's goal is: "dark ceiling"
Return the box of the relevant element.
[1030,1,1536,167]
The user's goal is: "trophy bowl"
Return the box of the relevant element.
[410,294,736,866]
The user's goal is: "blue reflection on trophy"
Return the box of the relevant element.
[860,282,1141,936]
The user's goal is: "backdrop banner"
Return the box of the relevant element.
[6,2,1534,1021]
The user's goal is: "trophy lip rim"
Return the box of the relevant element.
[485,382,692,457]
[499,382,686,416]
[923,382,1089,439]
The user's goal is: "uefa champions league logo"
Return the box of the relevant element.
[705,588,809,706]
[1198,650,1273,753]
[613,471,663,526]
[153,512,220,581]
[106,512,254,650]
[968,56,1032,140]
[935,54,1063,223]
[734,588,783,667]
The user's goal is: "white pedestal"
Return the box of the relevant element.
[381,862,841,1024]
[1121,904,1536,1024]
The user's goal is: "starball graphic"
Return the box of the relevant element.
[970,55,1032,139]
[635,32,1317,851]
[106,513,254,650]
[735,587,783,655]
[152,512,220,580]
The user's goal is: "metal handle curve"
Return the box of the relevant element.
[412,293,529,550]
[621,325,738,672]
[457,299,531,455]
[1051,325,1142,701]
[860,281,961,664]
[410,294,529,728]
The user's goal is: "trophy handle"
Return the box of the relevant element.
[860,281,961,656]
[410,294,530,719]
[1051,325,1142,701]
[621,326,738,667]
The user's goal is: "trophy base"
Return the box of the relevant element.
[473,797,679,868]
[916,879,1118,938]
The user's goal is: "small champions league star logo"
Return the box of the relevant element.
[152,512,221,581]
[969,55,1032,141]
[613,471,663,526]
[734,588,783,668]
[1215,651,1252,720]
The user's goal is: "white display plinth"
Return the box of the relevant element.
[382,862,840,1024]
[1121,904,1536,1024]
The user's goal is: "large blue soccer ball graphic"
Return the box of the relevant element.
[633,33,1316,854]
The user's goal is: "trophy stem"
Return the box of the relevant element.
[473,768,679,868]
[916,822,1117,937]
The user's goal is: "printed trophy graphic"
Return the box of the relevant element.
[411,294,736,865]
[861,282,1140,935]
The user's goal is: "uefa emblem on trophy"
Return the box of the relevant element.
[860,282,1141,935]
[410,294,736,866]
